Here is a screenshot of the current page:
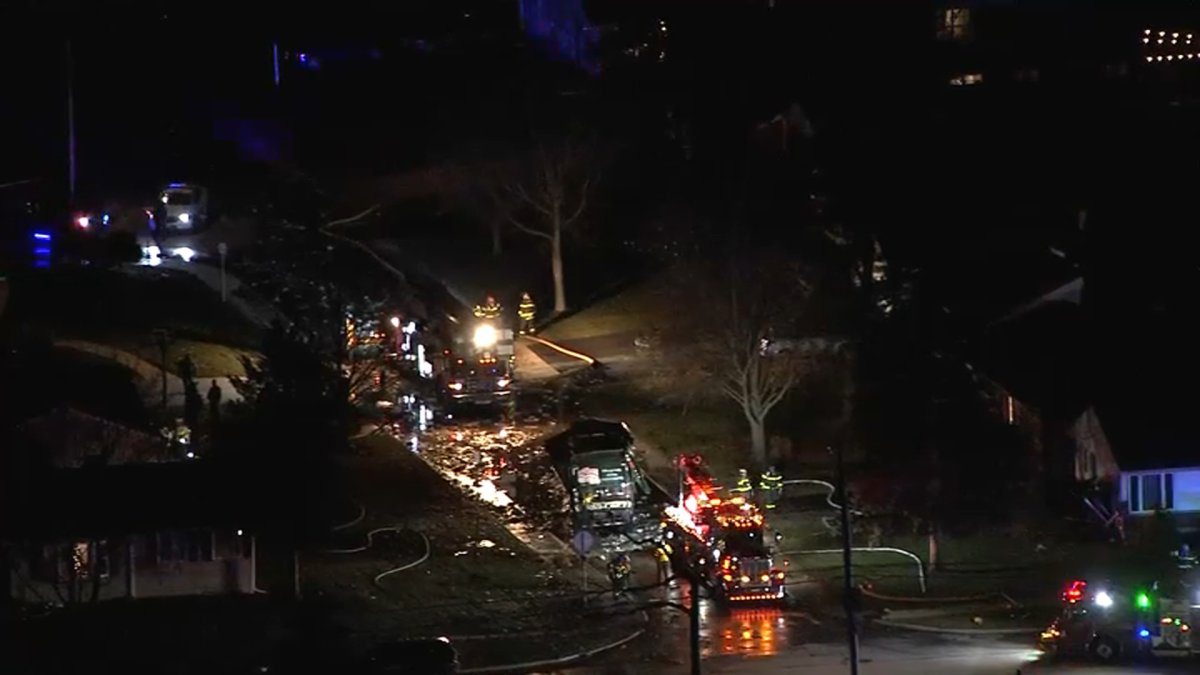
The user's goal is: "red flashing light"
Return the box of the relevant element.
[1063,580,1087,604]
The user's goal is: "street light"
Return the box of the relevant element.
[390,316,401,329]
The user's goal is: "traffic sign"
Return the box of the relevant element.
[571,529,596,555]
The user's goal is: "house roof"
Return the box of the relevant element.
[2,462,261,540]
[18,407,172,468]
[981,299,1090,420]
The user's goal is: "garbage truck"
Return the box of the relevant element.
[545,418,655,549]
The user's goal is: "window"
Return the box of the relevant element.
[950,73,984,86]
[1129,473,1176,512]
[32,542,109,582]
[937,8,971,41]
[155,530,214,563]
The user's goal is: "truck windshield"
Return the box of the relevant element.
[723,531,768,557]
[450,364,507,378]
[164,191,196,206]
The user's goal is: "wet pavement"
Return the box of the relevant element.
[544,627,1197,674]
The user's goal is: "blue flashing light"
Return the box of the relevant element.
[298,52,307,63]
[102,214,110,225]
[1138,629,1150,638]
[32,260,49,268]
[168,183,185,188]
[32,232,51,241]
[32,247,52,256]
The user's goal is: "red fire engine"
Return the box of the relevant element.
[662,455,786,603]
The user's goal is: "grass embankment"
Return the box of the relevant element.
[309,434,623,645]
[539,273,675,343]
[2,266,259,377]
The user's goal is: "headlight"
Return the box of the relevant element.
[145,245,162,258]
[1095,591,1113,608]
[473,325,497,348]
[76,216,90,229]
[172,247,196,262]
[447,382,463,391]
[179,213,191,224]
[496,378,510,388]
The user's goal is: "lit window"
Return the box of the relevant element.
[1129,473,1175,512]
[937,8,971,41]
[950,73,984,86]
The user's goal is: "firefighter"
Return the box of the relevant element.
[473,295,502,320]
[608,553,632,596]
[518,292,536,333]
[731,468,754,498]
[759,466,783,509]
[655,546,671,584]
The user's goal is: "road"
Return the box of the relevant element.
[545,627,1195,674]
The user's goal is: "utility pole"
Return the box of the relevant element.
[689,577,701,675]
[66,39,77,207]
[834,444,861,675]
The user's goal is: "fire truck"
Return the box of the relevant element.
[440,311,516,406]
[661,455,786,603]
[1037,578,1197,661]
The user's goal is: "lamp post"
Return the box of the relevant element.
[833,443,860,675]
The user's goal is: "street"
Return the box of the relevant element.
[546,628,1196,674]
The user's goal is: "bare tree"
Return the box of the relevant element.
[494,136,602,314]
[670,250,842,467]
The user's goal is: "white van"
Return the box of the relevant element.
[160,184,208,232]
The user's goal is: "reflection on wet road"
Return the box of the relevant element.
[545,628,1195,674]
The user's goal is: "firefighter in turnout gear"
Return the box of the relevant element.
[518,292,536,334]
[473,295,502,320]
[759,466,783,509]
[731,469,754,498]
[655,546,672,584]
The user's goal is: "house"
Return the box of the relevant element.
[18,407,175,468]
[3,462,259,604]
[983,277,1200,533]
[977,279,1091,494]
[1068,391,1200,534]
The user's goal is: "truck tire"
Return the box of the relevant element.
[1089,635,1120,661]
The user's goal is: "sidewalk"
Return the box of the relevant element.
[514,337,562,381]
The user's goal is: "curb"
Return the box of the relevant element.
[519,334,596,365]
[862,586,998,604]
[458,611,649,675]
[874,619,1040,636]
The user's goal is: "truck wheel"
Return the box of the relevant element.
[1089,635,1119,661]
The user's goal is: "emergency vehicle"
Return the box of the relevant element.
[661,455,786,603]
[441,306,516,406]
[1037,578,1197,661]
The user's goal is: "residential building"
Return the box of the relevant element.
[18,407,174,468]
[4,463,259,604]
